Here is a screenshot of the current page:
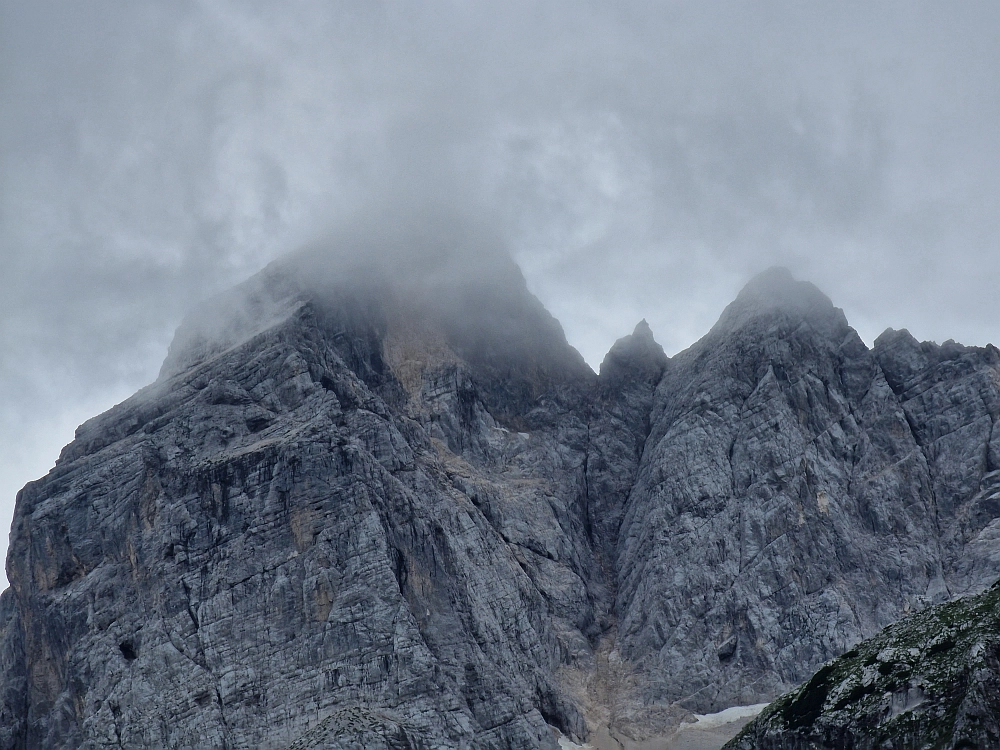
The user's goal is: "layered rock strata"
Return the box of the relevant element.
[2,258,1000,749]
[614,270,1000,716]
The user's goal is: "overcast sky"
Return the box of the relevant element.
[2,1,999,585]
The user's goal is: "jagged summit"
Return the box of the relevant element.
[160,243,593,421]
[632,318,654,340]
[6,256,1000,750]
[711,266,848,338]
[598,318,668,385]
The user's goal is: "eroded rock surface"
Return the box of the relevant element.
[726,580,1000,749]
[3,261,1000,749]
[617,269,941,716]
[4,252,601,750]
[610,269,1000,730]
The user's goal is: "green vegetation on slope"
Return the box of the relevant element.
[726,581,1000,749]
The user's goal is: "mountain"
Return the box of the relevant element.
[2,255,999,749]
[726,580,1000,749]
[613,268,1000,718]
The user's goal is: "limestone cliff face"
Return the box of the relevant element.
[617,269,939,715]
[2,251,601,750]
[2,262,1000,749]
[874,328,1000,595]
[614,270,1000,721]
[726,580,1000,750]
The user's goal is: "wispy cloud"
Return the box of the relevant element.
[2,0,1000,583]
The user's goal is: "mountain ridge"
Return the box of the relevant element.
[726,578,1000,749]
[3,255,1000,749]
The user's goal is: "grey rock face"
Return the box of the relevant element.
[586,320,668,579]
[3,253,600,749]
[874,328,1000,594]
[726,580,1000,749]
[613,268,1000,718]
[3,262,1000,749]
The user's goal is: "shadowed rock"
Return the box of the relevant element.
[726,580,1000,749]
[3,262,1000,749]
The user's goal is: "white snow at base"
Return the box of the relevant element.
[553,703,769,748]
[688,703,770,730]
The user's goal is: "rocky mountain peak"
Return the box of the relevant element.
[160,243,593,427]
[711,266,848,339]
[632,317,654,340]
[5,256,1000,750]
[598,318,668,386]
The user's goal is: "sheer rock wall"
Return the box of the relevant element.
[3,263,1000,749]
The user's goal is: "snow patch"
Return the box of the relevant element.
[689,703,770,730]
[557,737,592,749]
[553,704,769,749]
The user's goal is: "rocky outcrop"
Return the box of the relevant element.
[586,319,668,579]
[4,250,603,749]
[615,269,943,716]
[874,328,1000,595]
[3,259,1000,749]
[611,269,1000,726]
[726,579,1000,749]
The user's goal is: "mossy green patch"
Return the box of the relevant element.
[725,581,1000,749]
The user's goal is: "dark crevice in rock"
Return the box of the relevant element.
[118,641,137,661]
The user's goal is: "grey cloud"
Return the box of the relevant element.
[2,0,1000,582]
